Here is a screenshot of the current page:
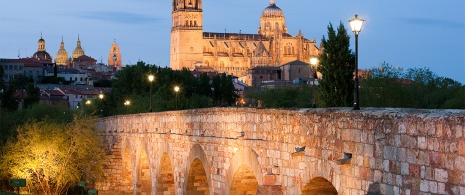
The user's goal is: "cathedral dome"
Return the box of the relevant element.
[261,1,284,18]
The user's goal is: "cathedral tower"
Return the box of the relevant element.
[108,40,123,69]
[55,37,69,66]
[72,35,85,59]
[258,0,287,37]
[170,0,204,70]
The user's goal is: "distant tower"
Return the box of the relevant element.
[170,0,204,70]
[55,37,69,66]
[72,35,85,59]
[32,32,52,61]
[108,40,123,69]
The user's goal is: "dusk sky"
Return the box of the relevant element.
[1,0,464,83]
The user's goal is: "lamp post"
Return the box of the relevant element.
[148,75,154,112]
[310,57,318,108]
[98,93,104,116]
[124,100,130,114]
[174,86,180,110]
[84,100,91,116]
[349,14,365,110]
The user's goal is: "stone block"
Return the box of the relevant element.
[420,180,429,192]
[406,149,419,164]
[263,175,276,186]
[429,152,441,166]
[429,180,437,194]
[417,151,430,166]
[417,137,427,150]
[383,146,397,161]
[401,162,409,176]
[410,164,421,177]
[401,135,417,149]
[383,160,390,172]
[459,139,465,155]
[455,156,465,172]
[434,168,448,183]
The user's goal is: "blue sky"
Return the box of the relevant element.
[1,0,464,83]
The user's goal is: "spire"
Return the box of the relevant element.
[270,0,275,5]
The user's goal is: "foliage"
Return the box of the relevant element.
[0,75,40,111]
[105,61,237,116]
[24,84,40,108]
[246,86,314,108]
[0,116,107,195]
[212,73,238,106]
[93,80,112,88]
[0,103,75,147]
[360,63,464,109]
[317,22,355,107]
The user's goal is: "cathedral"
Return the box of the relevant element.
[170,0,321,76]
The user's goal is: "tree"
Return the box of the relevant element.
[0,116,107,195]
[317,22,355,107]
[211,73,238,106]
[246,86,313,108]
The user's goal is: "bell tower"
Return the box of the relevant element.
[170,0,203,70]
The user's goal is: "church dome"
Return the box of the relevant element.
[33,51,52,61]
[32,33,52,61]
[261,1,284,18]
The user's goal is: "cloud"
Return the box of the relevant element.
[78,11,163,25]
[398,17,465,29]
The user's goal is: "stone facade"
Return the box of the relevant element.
[95,108,465,195]
[108,40,123,70]
[170,0,321,77]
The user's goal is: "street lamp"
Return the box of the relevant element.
[349,14,365,110]
[124,100,130,114]
[174,86,180,110]
[310,57,318,108]
[98,93,104,116]
[148,75,154,112]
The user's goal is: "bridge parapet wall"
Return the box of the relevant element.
[96,108,465,195]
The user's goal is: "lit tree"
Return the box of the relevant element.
[0,116,107,195]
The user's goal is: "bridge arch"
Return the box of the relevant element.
[301,177,337,195]
[135,138,153,195]
[156,142,175,195]
[185,144,212,194]
[301,159,340,195]
[225,147,262,194]
[121,137,135,194]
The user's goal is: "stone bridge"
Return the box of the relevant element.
[95,108,465,195]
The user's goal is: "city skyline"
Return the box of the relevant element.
[0,0,464,83]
